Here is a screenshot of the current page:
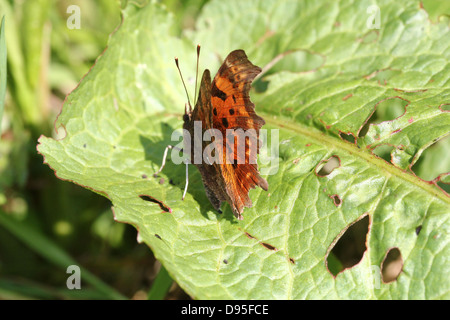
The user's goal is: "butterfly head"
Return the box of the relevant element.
[183,102,192,125]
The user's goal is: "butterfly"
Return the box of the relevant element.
[156,47,268,220]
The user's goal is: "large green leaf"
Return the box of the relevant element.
[37,0,450,299]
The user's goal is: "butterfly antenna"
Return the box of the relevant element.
[193,45,201,105]
[175,57,192,111]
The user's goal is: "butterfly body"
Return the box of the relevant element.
[183,50,268,220]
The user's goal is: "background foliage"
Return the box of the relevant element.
[1,0,449,299]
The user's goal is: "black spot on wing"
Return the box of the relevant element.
[222,118,229,128]
[212,81,227,101]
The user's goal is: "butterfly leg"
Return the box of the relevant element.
[153,145,183,177]
[154,145,190,201]
[182,159,189,200]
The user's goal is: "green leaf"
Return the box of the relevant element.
[37,0,450,299]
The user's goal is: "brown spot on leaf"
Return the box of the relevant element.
[261,242,278,251]
[393,88,427,93]
[245,232,256,240]
[439,103,450,112]
[342,93,353,101]
[415,225,422,235]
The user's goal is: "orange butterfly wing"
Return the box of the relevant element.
[210,50,268,219]
[184,50,268,220]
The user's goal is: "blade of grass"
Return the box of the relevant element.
[0,16,6,132]
[0,278,59,300]
[147,265,173,300]
[0,278,112,300]
[0,0,41,128]
[0,210,127,300]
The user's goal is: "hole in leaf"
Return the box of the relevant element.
[139,195,172,213]
[436,179,450,193]
[326,214,370,276]
[359,97,408,137]
[329,194,342,206]
[411,137,450,193]
[371,144,395,162]
[381,248,403,283]
[339,132,356,144]
[316,156,340,177]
